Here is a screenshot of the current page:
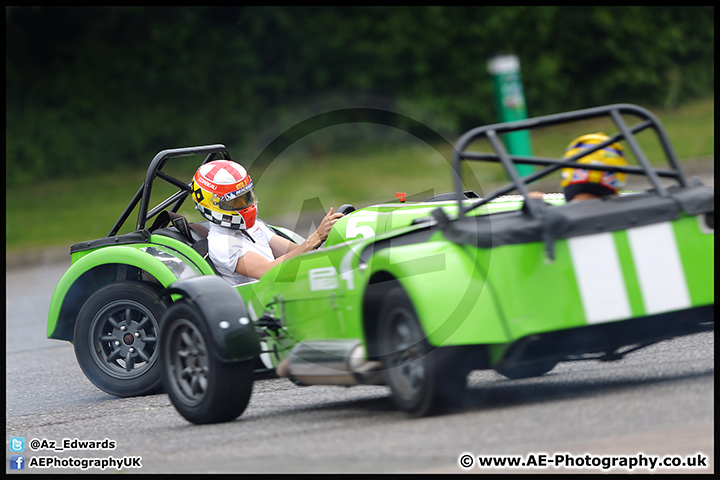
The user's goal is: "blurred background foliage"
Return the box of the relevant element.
[6,6,714,186]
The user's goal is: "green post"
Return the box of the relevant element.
[488,54,534,177]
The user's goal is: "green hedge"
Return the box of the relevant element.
[6,6,714,185]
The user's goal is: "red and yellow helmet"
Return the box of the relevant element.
[560,133,627,201]
[191,160,257,229]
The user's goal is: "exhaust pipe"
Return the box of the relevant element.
[276,340,384,386]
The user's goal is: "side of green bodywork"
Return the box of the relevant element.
[361,235,511,347]
[241,222,512,366]
[239,201,714,369]
[248,242,362,339]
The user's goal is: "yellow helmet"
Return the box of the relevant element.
[559,133,627,201]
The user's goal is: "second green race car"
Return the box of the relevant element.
[159,103,714,423]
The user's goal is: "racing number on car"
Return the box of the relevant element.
[345,215,376,240]
[309,266,355,291]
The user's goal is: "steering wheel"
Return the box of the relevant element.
[337,204,356,215]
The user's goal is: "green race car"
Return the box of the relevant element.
[47,104,714,424]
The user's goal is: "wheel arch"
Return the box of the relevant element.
[160,276,261,362]
[47,246,183,341]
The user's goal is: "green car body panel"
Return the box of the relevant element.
[240,204,714,371]
[249,224,512,366]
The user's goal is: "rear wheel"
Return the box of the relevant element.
[160,301,254,424]
[378,287,466,416]
[74,281,166,397]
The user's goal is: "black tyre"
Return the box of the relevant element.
[495,359,557,380]
[160,301,254,424]
[74,281,166,397]
[378,287,466,416]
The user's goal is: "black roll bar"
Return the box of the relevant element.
[108,144,231,236]
[452,104,687,219]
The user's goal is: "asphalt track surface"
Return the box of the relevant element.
[5,258,714,474]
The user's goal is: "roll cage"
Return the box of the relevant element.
[108,144,232,236]
[452,104,689,220]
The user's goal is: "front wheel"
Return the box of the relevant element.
[160,301,254,424]
[377,287,466,416]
